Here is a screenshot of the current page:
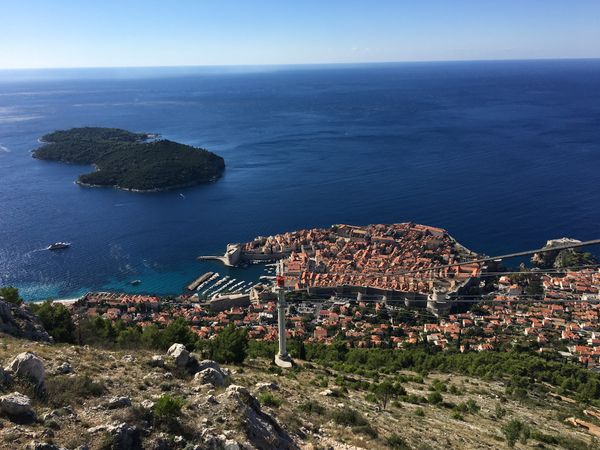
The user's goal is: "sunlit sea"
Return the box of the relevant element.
[1,60,599,300]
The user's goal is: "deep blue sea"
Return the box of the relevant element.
[1,60,599,301]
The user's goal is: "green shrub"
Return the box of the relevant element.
[0,286,22,305]
[258,392,282,408]
[431,379,447,392]
[354,424,378,438]
[371,380,406,409]
[209,324,248,364]
[247,340,276,359]
[330,407,368,427]
[529,430,558,445]
[465,399,480,413]
[452,411,464,421]
[45,375,106,407]
[405,394,425,404]
[31,301,76,343]
[448,384,461,395]
[494,403,507,419]
[415,407,425,417]
[303,343,600,406]
[299,400,325,415]
[153,395,185,429]
[427,391,443,405]
[454,402,468,413]
[386,433,410,449]
[160,317,198,350]
[455,399,480,414]
[501,419,529,448]
[365,392,378,403]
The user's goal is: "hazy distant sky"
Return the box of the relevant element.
[1,0,599,69]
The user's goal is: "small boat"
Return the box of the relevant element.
[47,242,70,251]
[130,280,142,286]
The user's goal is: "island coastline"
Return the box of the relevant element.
[32,127,225,192]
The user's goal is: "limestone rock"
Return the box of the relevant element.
[218,385,297,449]
[5,352,45,390]
[195,367,225,387]
[197,359,222,372]
[0,299,51,342]
[166,343,189,368]
[105,396,132,409]
[224,385,259,409]
[54,362,72,375]
[193,360,228,387]
[0,391,35,419]
[256,382,279,392]
[106,423,141,450]
[141,399,154,410]
[122,355,136,363]
[87,425,108,434]
[223,438,241,450]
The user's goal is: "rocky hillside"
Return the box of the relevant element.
[0,335,598,450]
[0,298,51,342]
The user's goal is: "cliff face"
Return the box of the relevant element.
[0,299,51,342]
[531,237,597,269]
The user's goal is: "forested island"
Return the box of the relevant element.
[32,127,225,192]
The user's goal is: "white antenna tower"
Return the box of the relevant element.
[274,259,293,368]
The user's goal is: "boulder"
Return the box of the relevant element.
[255,382,279,392]
[140,399,154,410]
[106,423,141,450]
[87,425,108,434]
[194,367,225,387]
[223,385,260,410]
[201,432,240,450]
[197,360,223,373]
[166,343,189,368]
[105,396,132,409]
[42,406,76,422]
[0,391,35,419]
[54,362,72,375]
[5,352,45,390]
[149,355,165,368]
[218,385,297,449]
[223,439,241,450]
[122,355,136,363]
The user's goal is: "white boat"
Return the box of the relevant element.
[47,242,71,250]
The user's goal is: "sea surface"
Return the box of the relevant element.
[0,60,599,301]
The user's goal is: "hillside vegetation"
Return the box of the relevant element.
[2,292,600,448]
[32,127,225,191]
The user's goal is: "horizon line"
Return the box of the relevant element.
[2,56,600,72]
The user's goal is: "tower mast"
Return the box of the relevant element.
[275,259,293,368]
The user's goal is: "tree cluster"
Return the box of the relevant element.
[33,127,225,191]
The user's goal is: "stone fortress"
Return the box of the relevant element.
[206,223,483,315]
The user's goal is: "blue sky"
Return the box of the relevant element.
[1,0,599,69]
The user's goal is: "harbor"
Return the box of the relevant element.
[186,271,214,291]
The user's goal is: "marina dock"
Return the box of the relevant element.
[187,272,214,291]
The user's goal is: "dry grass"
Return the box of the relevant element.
[0,335,597,449]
